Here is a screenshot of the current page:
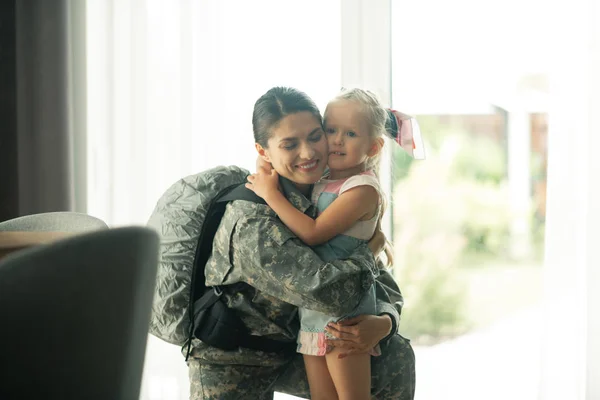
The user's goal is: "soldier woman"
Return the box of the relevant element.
[187,87,415,400]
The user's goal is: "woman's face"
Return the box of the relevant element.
[256,112,328,190]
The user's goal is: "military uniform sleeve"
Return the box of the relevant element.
[375,263,404,340]
[230,215,378,317]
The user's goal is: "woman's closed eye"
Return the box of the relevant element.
[280,140,298,150]
[308,132,323,142]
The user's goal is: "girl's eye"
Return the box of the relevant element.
[325,128,335,135]
[308,133,322,142]
[347,131,357,137]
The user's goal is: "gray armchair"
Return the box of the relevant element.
[0,211,108,232]
[0,226,159,400]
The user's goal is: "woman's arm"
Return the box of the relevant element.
[247,168,378,246]
[374,267,402,338]
[323,269,404,356]
[217,211,379,317]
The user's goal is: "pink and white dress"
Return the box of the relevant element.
[296,170,382,356]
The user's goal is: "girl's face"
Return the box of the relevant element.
[256,112,328,192]
[323,100,379,178]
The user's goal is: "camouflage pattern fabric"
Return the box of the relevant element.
[189,334,415,399]
[188,177,415,398]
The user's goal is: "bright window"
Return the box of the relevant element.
[391,0,550,398]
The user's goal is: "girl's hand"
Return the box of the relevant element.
[325,314,392,359]
[246,166,280,200]
[256,156,273,173]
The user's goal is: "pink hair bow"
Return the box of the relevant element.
[385,109,425,160]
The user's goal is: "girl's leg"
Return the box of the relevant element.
[325,347,371,400]
[303,354,339,400]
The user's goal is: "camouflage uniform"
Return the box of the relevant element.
[188,178,416,399]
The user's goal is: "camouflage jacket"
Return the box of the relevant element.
[190,178,404,366]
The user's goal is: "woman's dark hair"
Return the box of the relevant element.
[252,87,323,147]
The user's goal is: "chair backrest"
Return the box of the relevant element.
[0,227,159,400]
[0,211,108,232]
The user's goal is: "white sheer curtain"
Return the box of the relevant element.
[86,0,342,227]
[540,0,600,398]
[85,1,341,399]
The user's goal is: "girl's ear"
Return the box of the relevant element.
[368,138,385,157]
[255,143,271,163]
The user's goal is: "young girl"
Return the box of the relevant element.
[247,88,417,400]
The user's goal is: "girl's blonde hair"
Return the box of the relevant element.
[326,87,394,266]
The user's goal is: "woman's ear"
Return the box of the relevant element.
[368,138,385,157]
[255,143,271,163]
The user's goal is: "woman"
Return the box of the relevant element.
[188,87,415,399]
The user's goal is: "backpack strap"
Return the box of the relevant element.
[216,182,266,205]
[238,332,296,353]
[186,182,296,359]
[193,287,296,354]
[216,184,296,353]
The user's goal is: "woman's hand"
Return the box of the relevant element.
[246,166,280,201]
[325,314,392,359]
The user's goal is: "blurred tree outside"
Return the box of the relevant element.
[393,113,546,344]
